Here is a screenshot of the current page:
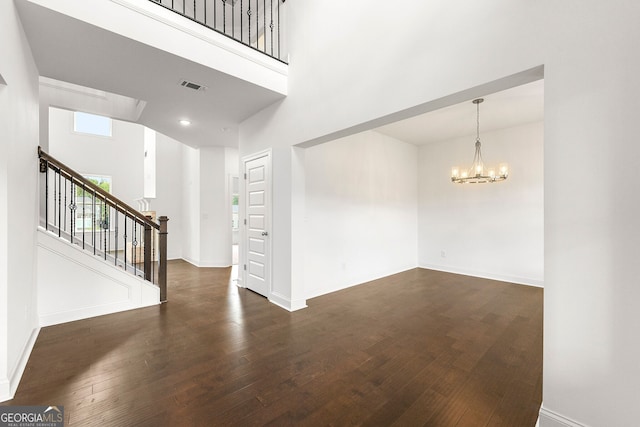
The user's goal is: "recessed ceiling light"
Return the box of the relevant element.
[179,119,191,126]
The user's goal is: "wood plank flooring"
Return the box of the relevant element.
[2,261,542,426]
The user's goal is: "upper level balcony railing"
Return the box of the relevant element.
[150,0,287,63]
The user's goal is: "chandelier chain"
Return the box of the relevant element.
[476,101,480,142]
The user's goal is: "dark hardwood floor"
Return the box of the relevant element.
[2,261,543,426]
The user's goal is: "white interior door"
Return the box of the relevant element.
[244,153,270,297]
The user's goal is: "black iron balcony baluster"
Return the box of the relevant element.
[147,0,284,61]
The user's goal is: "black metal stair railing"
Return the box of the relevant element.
[38,147,168,302]
[149,0,287,63]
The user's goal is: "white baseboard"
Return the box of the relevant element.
[305,265,419,300]
[39,298,158,327]
[539,406,588,427]
[269,292,307,312]
[0,327,40,403]
[419,263,544,288]
[0,379,9,403]
[181,257,232,268]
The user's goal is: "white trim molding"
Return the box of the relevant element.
[539,406,589,427]
[0,327,40,402]
[420,263,544,288]
[269,292,307,312]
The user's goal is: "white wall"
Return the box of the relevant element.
[181,144,201,264]
[418,122,544,286]
[152,132,183,260]
[304,131,418,299]
[49,107,144,208]
[199,147,230,266]
[181,145,237,267]
[237,1,640,425]
[0,1,40,401]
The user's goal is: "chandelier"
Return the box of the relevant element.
[451,98,508,184]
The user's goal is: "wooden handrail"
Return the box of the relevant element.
[38,147,159,230]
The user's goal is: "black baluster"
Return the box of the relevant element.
[248,1,251,46]
[240,0,243,42]
[223,0,226,33]
[70,181,75,244]
[93,189,96,255]
[270,0,273,55]
[64,178,67,233]
[45,163,49,231]
[99,198,103,257]
[133,220,137,276]
[82,183,86,249]
[105,201,108,258]
[58,170,61,237]
[124,215,128,272]
[277,0,280,59]
[232,0,235,38]
[115,207,119,266]
[263,0,266,52]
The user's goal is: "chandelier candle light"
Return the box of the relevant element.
[451,98,508,184]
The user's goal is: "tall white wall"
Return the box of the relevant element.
[181,145,237,267]
[48,107,144,208]
[0,1,40,401]
[181,144,201,264]
[153,133,183,260]
[199,147,230,266]
[418,122,544,286]
[237,1,640,425]
[304,131,418,299]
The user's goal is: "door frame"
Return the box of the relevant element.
[239,149,272,297]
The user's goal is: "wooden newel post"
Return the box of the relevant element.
[159,216,169,303]
[143,216,152,281]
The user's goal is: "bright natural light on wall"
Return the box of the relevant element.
[74,111,112,137]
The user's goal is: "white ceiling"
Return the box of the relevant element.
[16,0,285,148]
[376,80,544,146]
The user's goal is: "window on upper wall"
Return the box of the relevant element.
[74,111,112,137]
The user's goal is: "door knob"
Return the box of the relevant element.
[261,231,269,236]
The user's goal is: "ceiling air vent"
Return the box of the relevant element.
[179,80,207,92]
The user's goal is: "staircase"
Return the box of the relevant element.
[37,147,169,325]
